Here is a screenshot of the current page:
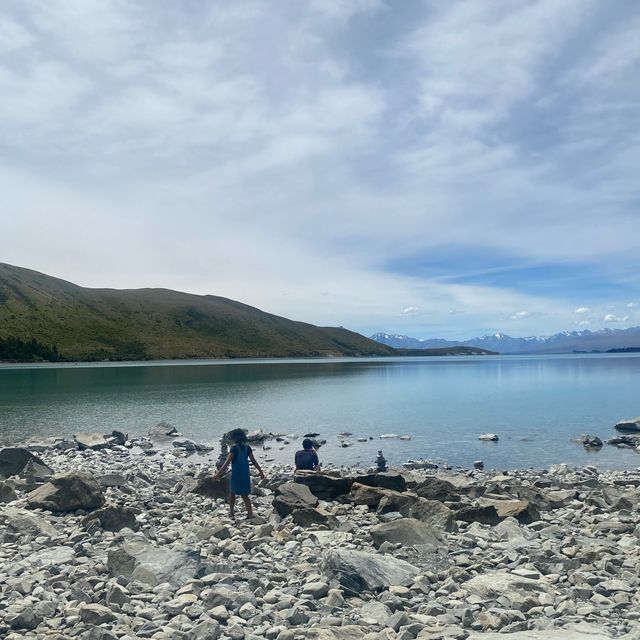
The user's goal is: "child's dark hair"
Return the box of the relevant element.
[302,438,314,450]
[228,428,248,445]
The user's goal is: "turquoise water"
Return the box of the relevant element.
[1,354,639,470]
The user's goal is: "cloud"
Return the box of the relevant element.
[0,1,639,340]
[574,307,590,314]
[627,302,638,308]
[603,314,631,323]
[399,306,420,316]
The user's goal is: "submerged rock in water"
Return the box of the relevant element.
[614,417,640,432]
[479,433,499,441]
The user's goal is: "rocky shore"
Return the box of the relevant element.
[1,429,640,640]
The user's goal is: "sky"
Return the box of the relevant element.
[1,0,640,340]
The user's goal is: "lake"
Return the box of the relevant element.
[1,354,639,470]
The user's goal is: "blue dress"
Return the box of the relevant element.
[230,444,252,496]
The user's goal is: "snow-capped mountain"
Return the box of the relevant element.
[370,327,640,354]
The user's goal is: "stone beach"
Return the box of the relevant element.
[1,428,640,640]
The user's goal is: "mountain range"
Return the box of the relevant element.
[0,263,395,361]
[371,328,640,354]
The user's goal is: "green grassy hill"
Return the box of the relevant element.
[0,263,395,361]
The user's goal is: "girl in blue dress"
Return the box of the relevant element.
[212,428,266,519]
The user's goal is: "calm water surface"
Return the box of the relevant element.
[1,354,639,470]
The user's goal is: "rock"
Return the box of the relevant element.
[474,460,484,469]
[455,504,501,525]
[305,628,373,640]
[464,572,551,611]
[479,433,499,441]
[413,477,460,502]
[98,473,127,487]
[84,504,139,531]
[79,604,117,625]
[148,421,181,440]
[351,482,401,507]
[74,432,110,450]
[0,480,18,502]
[0,447,52,479]
[291,507,339,529]
[323,549,420,595]
[302,581,330,598]
[477,498,540,524]
[6,607,42,630]
[614,417,640,432]
[467,623,620,639]
[294,473,352,500]
[352,472,407,492]
[27,472,105,512]
[577,434,603,447]
[107,537,201,588]
[193,475,230,499]
[404,497,457,532]
[273,482,319,517]
[0,506,59,540]
[369,518,445,551]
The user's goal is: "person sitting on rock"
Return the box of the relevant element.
[295,438,320,471]
[212,428,265,519]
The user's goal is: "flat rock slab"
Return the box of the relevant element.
[0,507,59,540]
[323,548,420,595]
[370,518,445,551]
[464,572,552,611]
[74,432,109,450]
[27,472,105,512]
[107,537,201,588]
[305,626,370,640]
[468,622,621,639]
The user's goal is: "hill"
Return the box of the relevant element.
[0,263,395,361]
[393,346,496,356]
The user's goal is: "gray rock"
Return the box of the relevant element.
[79,603,117,625]
[0,480,18,502]
[370,518,445,551]
[294,473,352,500]
[464,572,551,611]
[27,471,105,512]
[352,472,407,492]
[273,482,319,516]
[291,507,339,528]
[323,549,420,595]
[413,477,461,502]
[85,504,139,531]
[0,447,52,479]
[614,417,640,432]
[74,432,110,450]
[305,627,370,640]
[107,537,201,588]
[193,475,230,499]
[0,507,59,540]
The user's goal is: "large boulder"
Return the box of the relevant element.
[369,518,445,551]
[148,422,181,441]
[305,628,369,640]
[455,504,501,525]
[74,432,109,451]
[323,549,420,595]
[27,472,105,512]
[107,538,201,588]
[468,624,623,640]
[350,482,401,508]
[291,507,340,529]
[352,472,406,492]
[295,473,352,500]
[0,447,52,479]
[404,497,457,532]
[85,505,139,532]
[273,482,319,517]
[413,477,460,502]
[192,475,229,499]
[478,498,540,524]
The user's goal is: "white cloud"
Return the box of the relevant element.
[603,314,631,323]
[399,306,420,316]
[574,307,590,314]
[511,311,531,320]
[627,302,638,308]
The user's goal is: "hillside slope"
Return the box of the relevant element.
[0,263,395,360]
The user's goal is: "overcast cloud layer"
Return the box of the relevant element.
[2,0,639,339]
